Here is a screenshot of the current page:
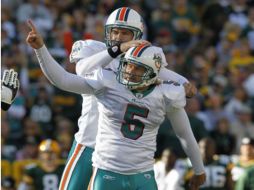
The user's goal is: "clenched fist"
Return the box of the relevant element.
[189,173,206,190]
[184,82,197,98]
[26,19,44,49]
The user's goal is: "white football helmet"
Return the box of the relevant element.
[105,7,144,47]
[116,45,163,89]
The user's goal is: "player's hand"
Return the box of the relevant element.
[1,69,20,111]
[189,173,206,190]
[184,82,197,98]
[26,19,44,49]
[120,40,150,52]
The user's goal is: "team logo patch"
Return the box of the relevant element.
[131,98,145,105]
[153,53,162,70]
[135,93,143,99]
[103,175,116,180]
[163,80,180,86]
[112,46,119,52]
[84,72,95,78]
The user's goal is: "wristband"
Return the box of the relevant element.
[107,44,122,58]
[1,102,11,111]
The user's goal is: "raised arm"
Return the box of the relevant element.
[166,108,206,190]
[70,40,114,76]
[71,40,150,76]
[26,19,94,95]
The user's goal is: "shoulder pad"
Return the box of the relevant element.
[70,40,106,63]
[157,46,168,67]
[161,81,186,109]
[70,40,87,63]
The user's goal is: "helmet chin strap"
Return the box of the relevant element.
[125,78,157,90]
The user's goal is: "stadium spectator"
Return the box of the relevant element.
[185,98,209,141]
[210,117,236,155]
[16,0,53,37]
[184,137,234,189]
[204,93,230,131]
[29,87,54,137]
[230,105,254,152]
[231,137,254,189]
[17,139,64,190]
[15,136,39,160]
[224,86,249,122]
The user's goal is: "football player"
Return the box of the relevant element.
[18,139,65,190]
[184,137,233,190]
[28,7,196,190]
[26,20,205,190]
[231,137,254,189]
[65,7,196,190]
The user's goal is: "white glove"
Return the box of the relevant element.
[1,69,19,111]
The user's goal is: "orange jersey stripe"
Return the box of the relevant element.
[87,168,97,190]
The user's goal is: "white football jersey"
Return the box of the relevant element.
[71,39,188,148]
[72,40,118,147]
[85,68,186,174]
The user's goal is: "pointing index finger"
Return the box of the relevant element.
[27,19,37,33]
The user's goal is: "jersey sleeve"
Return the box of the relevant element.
[166,109,205,175]
[84,68,116,91]
[72,40,114,76]
[161,81,186,109]
[34,45,94,95]
[69,40,106,63]
[159,67,188,84]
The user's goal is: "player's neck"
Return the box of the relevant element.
[134,86,150,92]
[131,84,156,98]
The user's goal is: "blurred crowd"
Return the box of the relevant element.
[1,0,254,189]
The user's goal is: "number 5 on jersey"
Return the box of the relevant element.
[121,104,149,140]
